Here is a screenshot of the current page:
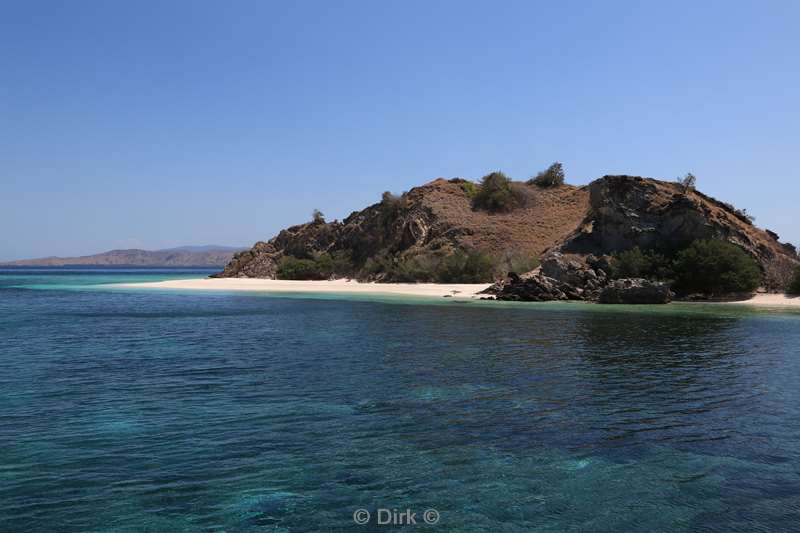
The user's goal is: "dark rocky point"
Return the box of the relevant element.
[598,279,673,304]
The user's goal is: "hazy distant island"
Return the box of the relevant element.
[2,245,245,268]
[207,166,800,305]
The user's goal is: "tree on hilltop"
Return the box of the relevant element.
[529,162,565,187]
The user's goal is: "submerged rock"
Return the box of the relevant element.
[598,278,672,304]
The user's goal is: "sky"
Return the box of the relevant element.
[1,0,798,261]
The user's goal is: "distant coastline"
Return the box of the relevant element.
[0,265,221,270]
[1,245,245,268]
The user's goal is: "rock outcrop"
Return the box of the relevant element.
[487,272,571,302]
[487,259,672,305]
[485,252,613,302]
[598,279,673,304]
[562,175,798,290]
[540,252,609,300]
[213,241,283,278]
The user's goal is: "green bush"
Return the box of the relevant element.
[329,251,355,276]
[460,181,478,198]
[380,191,404,209]
[359,252,437,282]
[359,254,389,279]
[611,247,671,280]
[788,267,800,295]
[472,171,520,213]
[277,256,327,280]
[671,239,761,295]
[359,249,496,283]
[529,162,565,187]
[391,254,440,282]
[435,249,495,283]
[277,251,354,280]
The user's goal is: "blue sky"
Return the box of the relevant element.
[2,0,798,260]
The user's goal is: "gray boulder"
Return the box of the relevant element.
[490,272,570,302]
[598,278,672,304]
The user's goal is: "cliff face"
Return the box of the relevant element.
[216,175,799,291]
[562,176,798,290]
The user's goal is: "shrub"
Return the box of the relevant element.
[311,209,325,224]
[277,256,327,280]
[720,201,756,225]
[276,251,354,280]
[473,171,520,213]
[610,247,671,280]
[360,254,391,279]
[788,267,800,295]
[359,252,438,282]
[359,249,496,283]
[381,191,403,208]
[460,181,478,198]
[435,249,495,283]
[677,172,696,192]
[379,191,405,222]
[328,250,355,277]
[734,208,755,224]
[529,162,565,187]
[391,254,440,282]
[671,239,761,295]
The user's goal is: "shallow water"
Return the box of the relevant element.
[2,269,800,531]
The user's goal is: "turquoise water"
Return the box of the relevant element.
[2,269,800,531]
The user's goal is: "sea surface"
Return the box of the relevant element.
[2,269,800,532]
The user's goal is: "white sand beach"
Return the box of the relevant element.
[115,277,493,299]
[114,278,800,308]
[722,293,800,308]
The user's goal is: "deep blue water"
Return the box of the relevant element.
[2,269,800,532]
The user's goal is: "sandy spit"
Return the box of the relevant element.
[113,277,492,299]
[113,278,800,308]
[716,293,800,308]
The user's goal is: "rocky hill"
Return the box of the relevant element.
[215,178,588,279]
[561,176,798,291]
[215,175,798,293]
[3,246,243,267]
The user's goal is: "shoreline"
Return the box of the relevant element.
[113,277,493,299]
[111,278,800,308]
[704,293,800,308]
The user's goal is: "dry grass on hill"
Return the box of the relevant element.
[412,178,589,259]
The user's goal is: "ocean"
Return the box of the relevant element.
[2,269,800,531]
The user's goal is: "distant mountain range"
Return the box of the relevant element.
[2,245,246,267]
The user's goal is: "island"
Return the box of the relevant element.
[126,169,800,305]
